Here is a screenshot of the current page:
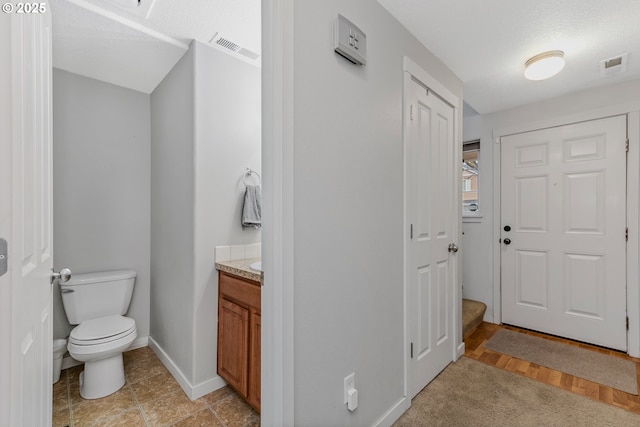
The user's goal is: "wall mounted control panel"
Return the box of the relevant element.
[334,14,367,66]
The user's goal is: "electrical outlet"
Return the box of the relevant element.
[344,373,355,404]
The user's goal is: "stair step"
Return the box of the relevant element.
[463,299,487,338]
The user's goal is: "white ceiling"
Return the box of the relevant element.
[52,0,640,112]
[378,0,640,114]
[51,0,261,94]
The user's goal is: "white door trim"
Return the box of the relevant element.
[402,57,463,404]
[492,106,640,357]
[627,111,640,358]
[261,0,295,425]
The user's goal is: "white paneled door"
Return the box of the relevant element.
[407,78,456,398]
[501,115,627,351]
[0,3,54,426]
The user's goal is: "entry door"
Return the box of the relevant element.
[407,78,456,398]
[1,5,54,426]
[501,115,627,350]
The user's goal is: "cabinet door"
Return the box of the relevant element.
[218,298,249,397]
[248,311,261,412]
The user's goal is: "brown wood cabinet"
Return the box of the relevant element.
[217,271,261,412]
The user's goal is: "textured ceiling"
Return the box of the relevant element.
[378,0,640,114]
[51,0,260,94]
[53,0,640,109]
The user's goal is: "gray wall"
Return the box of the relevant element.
[462,77,640,322]
[150,42,261,387]
[192,42,261,385]
[52,69,151,340]
[150,46,196,378]
[289,1,462,425]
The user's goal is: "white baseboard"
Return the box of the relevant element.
[456,342,465,359]
[483,312,495,324]
[130,336,149,349]
[61,356,81,371]
[148,336,227,400]
[373,397,409,427]
[192,375,228,400]
[60,335,149,371]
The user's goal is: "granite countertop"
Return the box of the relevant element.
[215,258,262,283]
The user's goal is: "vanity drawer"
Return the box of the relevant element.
[219,272,260,309]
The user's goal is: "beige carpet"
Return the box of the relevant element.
[484,329,638,394]
[394,358,640,427]
[462,299,486,338]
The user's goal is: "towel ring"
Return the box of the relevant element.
[243,168,261,186]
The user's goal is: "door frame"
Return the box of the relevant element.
[261,0,295,425]
[402,56,463,405]
[492,107,640,357]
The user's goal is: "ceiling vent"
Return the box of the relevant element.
[600,53,628,76]
[209,33,260,61]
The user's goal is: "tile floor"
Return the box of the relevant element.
[52,346,259,427]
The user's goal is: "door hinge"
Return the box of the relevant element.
[410,224,413,239]
[410,342,414,358]
[626,227,629,241]
[626,138,630,152]
[626,317,629,331]
[410,105,414,121]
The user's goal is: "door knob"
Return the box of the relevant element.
[448,243,458,253]
[51,267,72,284]
[503,238,511,245]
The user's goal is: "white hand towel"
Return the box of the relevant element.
[242,185,262,229]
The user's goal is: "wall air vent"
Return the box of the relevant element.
[216,37,242,53]
[209,33,260,61]
[600,53,628,76]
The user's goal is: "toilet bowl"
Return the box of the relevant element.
[67,315,137,399]
[61,270,137,399]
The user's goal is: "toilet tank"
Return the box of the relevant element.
[60,270,136,325]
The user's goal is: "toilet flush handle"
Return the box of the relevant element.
[51,267,72,285]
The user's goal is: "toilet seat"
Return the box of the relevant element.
[70,315,136,346]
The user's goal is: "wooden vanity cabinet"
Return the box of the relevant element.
[248,311,261,410]
[217,271,261,412]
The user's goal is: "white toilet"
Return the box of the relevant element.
[60,270,138,399]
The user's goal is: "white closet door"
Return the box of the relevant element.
[408,78,457,397]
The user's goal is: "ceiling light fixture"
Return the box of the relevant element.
[524,50,565,81]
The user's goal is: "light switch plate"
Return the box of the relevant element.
[344,372,355,403]
[334,14,367,66]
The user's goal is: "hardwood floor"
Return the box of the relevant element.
[465,322,640,415]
